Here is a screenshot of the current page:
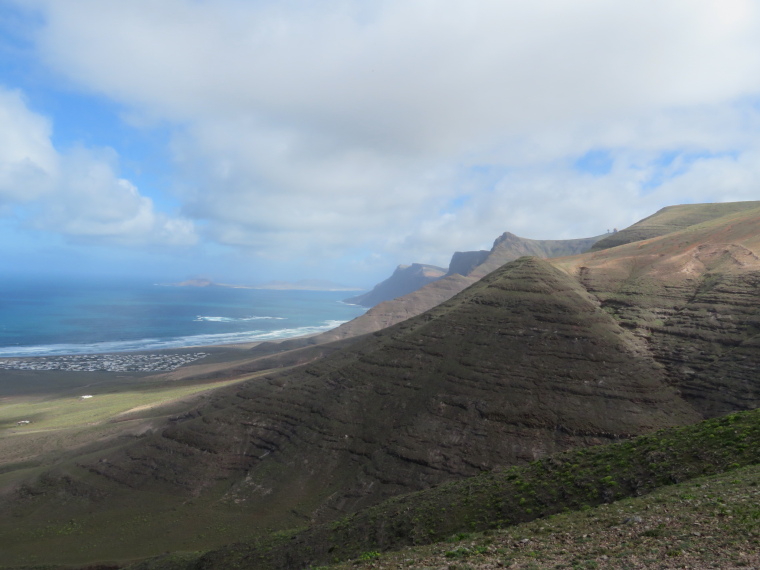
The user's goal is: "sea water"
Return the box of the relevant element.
[0,277,367,357]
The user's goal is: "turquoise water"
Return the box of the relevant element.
[0,278,366,356]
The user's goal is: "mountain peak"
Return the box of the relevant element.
[83,254,698,525]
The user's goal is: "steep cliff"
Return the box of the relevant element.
[344,263,446,307]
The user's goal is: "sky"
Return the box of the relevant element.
[1,0,760,287]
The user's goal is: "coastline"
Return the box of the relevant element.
[0,280,366,360]
[0,318,355,360]
[0,329,329,373]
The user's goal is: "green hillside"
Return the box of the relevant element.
[129,407,760,569]
[590,201,760,251]
[330,464,760,569]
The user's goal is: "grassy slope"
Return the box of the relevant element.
[0,374,252,485]
[0,351,292,568]
[589,200,760,251]
[0,342,350,481]
[131,408,760,570]
[330,464,760,570]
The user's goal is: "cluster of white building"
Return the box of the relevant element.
[0,352,209,372]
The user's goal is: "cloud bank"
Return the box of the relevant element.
[7,0,760,273]
[0,87,196,246]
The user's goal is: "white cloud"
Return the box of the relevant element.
[0,88,57,205]
[13,0,760,269]
[0,86,197,246]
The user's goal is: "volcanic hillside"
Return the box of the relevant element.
[84,202,760,521]
[2,201,759,567]
[554,203,760,417]
[301,231,603,345]
[84,258,700,519]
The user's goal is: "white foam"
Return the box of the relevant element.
[0,320,349,357]
[194,315,286,322]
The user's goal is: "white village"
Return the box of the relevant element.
[0,352,209,373]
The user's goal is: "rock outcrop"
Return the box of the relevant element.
[344,264,446,307]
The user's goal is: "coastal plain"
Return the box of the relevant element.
[0,346,273,480]
[0,345,308,567]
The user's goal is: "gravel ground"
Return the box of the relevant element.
[333,464,760,570]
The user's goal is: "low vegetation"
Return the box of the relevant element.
[0,352,276,568]
[331,463,760,569]
[130,407,760,569]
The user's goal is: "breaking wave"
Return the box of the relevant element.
[0,320,348,358]
[194,315,286,322]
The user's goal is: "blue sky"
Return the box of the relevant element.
[1,1,760,287]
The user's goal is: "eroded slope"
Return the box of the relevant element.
[85,258,697,525]
[555,205,760,417]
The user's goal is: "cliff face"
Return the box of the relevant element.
[555,205,760,418]
[446,249,490,276]
[344,264,446,307]
[325,232,603,341]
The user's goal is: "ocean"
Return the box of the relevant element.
[0,278,367,357]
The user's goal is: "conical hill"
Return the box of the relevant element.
[86,257,698,524]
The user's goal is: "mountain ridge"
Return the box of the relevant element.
[56,256,701,530]
[1,201,759,568]
[342,232,604,310]
[589,200,760,252]
[303,231,605,345]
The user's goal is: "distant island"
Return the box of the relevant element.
[163,278,363,292]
